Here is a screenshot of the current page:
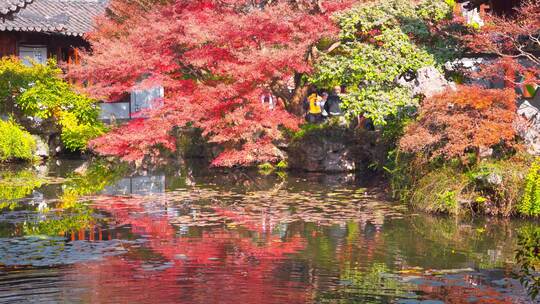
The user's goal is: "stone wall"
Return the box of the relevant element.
[286,127,386,173]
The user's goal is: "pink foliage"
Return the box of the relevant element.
[71,0,352,166]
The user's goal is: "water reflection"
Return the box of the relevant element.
[0,159,537,303]
[102,175,166,196]
[516,224,540,301]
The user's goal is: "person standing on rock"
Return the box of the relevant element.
[320,92,329,119]
[307,91,323,123]
[325,86,344,117]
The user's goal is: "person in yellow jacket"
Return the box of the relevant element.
[307,92,323,123]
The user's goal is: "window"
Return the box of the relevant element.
[130,86,164,117]
[19,46,48,66]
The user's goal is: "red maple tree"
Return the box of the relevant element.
[459,1,539,87]
[399,2,538,162]
[70,0,352,166]
[399,86,518,161]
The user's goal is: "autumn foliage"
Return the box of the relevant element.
[70,0,353,166]
[399,86,518,161]
[460,0,539,86]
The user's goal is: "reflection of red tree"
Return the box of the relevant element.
[68,197,310,304]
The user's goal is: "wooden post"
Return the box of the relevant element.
[56,47,62,63]
[68,48,72,65]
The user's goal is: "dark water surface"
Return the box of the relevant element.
[0,159,537,303]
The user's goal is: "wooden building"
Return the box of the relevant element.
[0,0,107,65]
[0,0,163,121]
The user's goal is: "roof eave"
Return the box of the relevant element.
[0,27,85,36]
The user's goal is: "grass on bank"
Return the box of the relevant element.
[390,153,536,217]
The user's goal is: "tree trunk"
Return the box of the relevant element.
[270,73,310,116]
[287,83,309,116]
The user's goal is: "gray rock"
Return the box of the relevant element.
[321,144,356,172]
[475,172,503,188]
[486,173,503,186]
[34,164,48,176]
[396,66,455,98]
[74,162,89,175]
[518,100,540,120]
[287,128,385,173]
[288,137,356,172]
[479,147,493,159]
[516,100,540,155]
[31,135,49,158]
[445,57,486,73]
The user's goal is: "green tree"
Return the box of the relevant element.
[310,0,457,125]
[0,57,105,151]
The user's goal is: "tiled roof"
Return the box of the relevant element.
[0,0,33,15]
[0,0,107,36]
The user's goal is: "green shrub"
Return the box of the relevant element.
[258,162,275,174]
[58,111,105,151]
[23,210,94,236]
[257,160,288,175]
[0,120,36,161]
[519,158,540,217]
[276,160,288,170]
[290,123,328,140]
[0,57,105,151]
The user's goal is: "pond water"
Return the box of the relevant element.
[0,159,538,303]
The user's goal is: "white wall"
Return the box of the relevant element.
[98,102,130,120]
